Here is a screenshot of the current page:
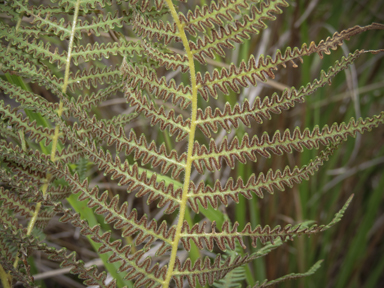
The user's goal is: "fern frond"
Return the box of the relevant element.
[126,89,191,141]
[70,138,182,213]
[19,236,112,288]
[0,101,60,146]
[182,195,352,252]
[190,0,289,63]
[0,4,20,21]
[68,102,186,177]
[68,65,121,91]
[188,143,338,212]
[0,187,34,218]
[196,23,384,99]
[121,60,192,109]
[47,0,120,13]
[9,0,72,40]
[179,0,256,36]
[76,84,123,110]
[173,253,260,288]
[56,175,174,250]
[192,112,384,173]
[46,185,72,201]
[55,146,83,164]
[133,13,181,44]
[0,56,62,91]
[54,203,169,285]
[0,209,22,230]
[71,40,143,66]
[105,113,139,127]
[2,164,44,191]
[0,121,19,140]
[195,49,374,136]
[213,249,245,288]
[75,12,128,37]
[0,42,42,71]
[0,140,177,248]
[253,260,323,288]
[142,40,189,72]
[0,23,66,68]
[0,79,60,118]
[0,255,35,288]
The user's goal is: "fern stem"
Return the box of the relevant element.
[62,0,81,94]
[0,264,10,288]
[27,202,42,235]
[163,0,199,286]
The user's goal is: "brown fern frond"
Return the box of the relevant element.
[7,164,45,189]
[0,141,51,172]
[70,40,143,66]
[75,11,128,37]
[179,0,256,37]
[0,255,35,288]
[14,232,113,288]
[9,1,73,39]
[1,55,63,91]
[0,166,40,196]
[196,23,384,100]
[142,40,189,72]
[0,101,59,146]
[46,185,72,201]
[55,146,83,164]
[126,89,191,141]
[173,253,260,288]
[69,138,182,213]
[68,102,186,178]
[55,205,166,287]
[192,112,384,173]
[188,144,338,212]
[133,12,181,44]
[75,84,123,110]
[55,202,172,274]
[189,0,289,63]
[0,209,22,230]
[68,65,121,91]
[0,22,66,67]
[0,79,59,116]
[183,195,352,253]
[121,60,192,109]
[195,49,373,137]
[0,187,34,218]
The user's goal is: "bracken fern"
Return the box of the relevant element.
[0,0,383,287]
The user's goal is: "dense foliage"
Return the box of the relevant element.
[0,0,383,287]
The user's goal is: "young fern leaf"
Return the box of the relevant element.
[0,0,383,288]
